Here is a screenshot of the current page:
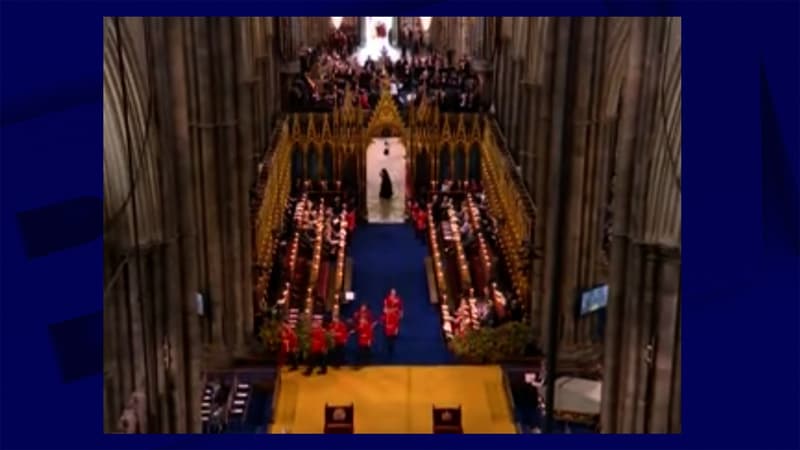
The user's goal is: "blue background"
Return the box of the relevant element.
[1,1,798,449]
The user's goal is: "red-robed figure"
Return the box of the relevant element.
[414,207,427,240]
[280,322,299,370]
[345,208,357,234]
[409,200,419,221]
[383,289,404,317]
[356,317,376,367]
[352,304,373,324]
[304,320,328,375]
[328,317,349,368]
[381,307,401,358]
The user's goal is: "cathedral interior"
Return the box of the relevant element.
[103,16,681,434]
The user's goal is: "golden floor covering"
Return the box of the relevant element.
[269,365,517,434]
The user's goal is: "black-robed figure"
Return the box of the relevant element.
[379,168,393,200]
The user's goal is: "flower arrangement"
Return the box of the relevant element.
[448,321,535,363]
[258,318,283,354]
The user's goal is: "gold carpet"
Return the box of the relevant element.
[269,365,517,434]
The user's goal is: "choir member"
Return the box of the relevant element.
[328,316,349,368]
[383,288,404,317]
[352,303,373,324]
[355,316,376,367]
[414,204,427,240]
[304,320,328,375]
[345,207,357,235]
[409,200,420,222]
[381,306,401,358]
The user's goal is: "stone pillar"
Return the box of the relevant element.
[669,321,681,433]
[647,246,681,432]
[540,17,573,354]
[600,17,681,433]
[238,18,257,344]
[191,18,225,346]
[600,18,641,433]
[556,17,596,346]
[220,17,246,351]
[501,42,513,136]
[529,18,554,336]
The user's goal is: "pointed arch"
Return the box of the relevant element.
[343,149,358,192]
[439,144,451,181]
[454,143,467,181]
[469,142,482,181]
[415,147,431,195]
[307,143,319,181]
[322,142,334,182]
[291,142,304,182]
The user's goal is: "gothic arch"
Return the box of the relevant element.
[454,143,467,181]
[322,142,334,181]
[364,87,407,145]
[307,142,320,181]
[468,141,482,181]
[439,143,452,180]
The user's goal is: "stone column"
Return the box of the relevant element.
[171,17,204,433]
[221,17,246,351]
[648,245,681,432]
[191,18,225,346]
[540,16,573,356]
[669,320,681,433]
[530,18,554,336]
[600,17,642,434]
[501,43,513,136]
[556,17,596,346]
[238,18,257,345]
[600,17,681,433]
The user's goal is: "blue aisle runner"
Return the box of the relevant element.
[346,224,453,365]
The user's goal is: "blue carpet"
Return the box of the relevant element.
[347,224,453,365]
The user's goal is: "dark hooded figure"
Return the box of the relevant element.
[379,169,393,200]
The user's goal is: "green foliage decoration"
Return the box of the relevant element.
[448,321,534,363]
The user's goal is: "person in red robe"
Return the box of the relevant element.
[352,304,373,324]
[381,307,401,358]
[280,322,299,371]
[414,206,427,240]
[304,320,328,375]
[383,289,404,317]
[345,207,356,245]
[355,317,376,367]
[329,317,350,368]
[409,199,419,221]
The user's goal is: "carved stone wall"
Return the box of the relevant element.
[103,17,282,433]
[600,17,681,433]
[491,17,681,432]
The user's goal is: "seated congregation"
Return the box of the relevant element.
[411,179,527,336]
[290,31,485,113]
[253,174,531,378]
